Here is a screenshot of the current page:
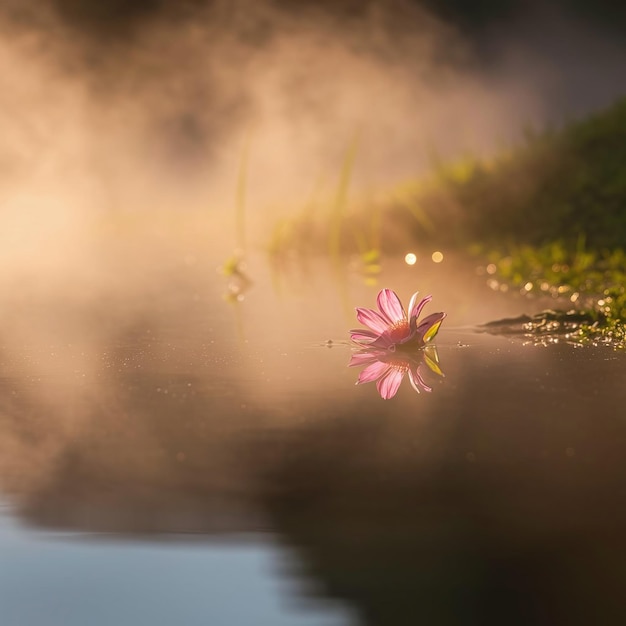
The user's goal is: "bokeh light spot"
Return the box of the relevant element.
[431,251,444,263]
[404,253,417,265]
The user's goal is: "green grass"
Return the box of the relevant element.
[264,97,626,342]
[328,133,360,263]
[268,97,626,258]
[479,240,626,347]
[391,97,626,251]
[266,133,384,283]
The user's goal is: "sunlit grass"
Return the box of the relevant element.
[267,97,626,260]
[390,97,626,251]
[263,96,626,338]
[479,239,626,348]
[328,133,359,264]
[266,133,386,284]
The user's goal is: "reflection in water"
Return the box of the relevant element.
[221,249,253,303]
[347,288,446,398]
[1,256,626,625]
[349,345,444,399]
[0,504,354,626]
[259,342,626,626]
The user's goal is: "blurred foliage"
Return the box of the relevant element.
[267,134,385,284]
[392,97,626,251]
[392,98,626,340]
[271,98,626,261]
[267,97,626,337]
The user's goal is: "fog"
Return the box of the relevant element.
[1,0,625,283]
[1,7,626,623]
[0,0,623,379]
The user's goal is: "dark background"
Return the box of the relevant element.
[39,0,626,46]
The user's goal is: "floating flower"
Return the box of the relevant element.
[349,345,444,399]
[350,289,446,351]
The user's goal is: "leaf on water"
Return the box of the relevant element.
[422,320,443,344]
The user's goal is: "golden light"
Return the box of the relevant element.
[431,250,444,263]
[404,252,417,265]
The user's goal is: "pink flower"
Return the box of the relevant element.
[349,345,444,400]
[350,289,446,351]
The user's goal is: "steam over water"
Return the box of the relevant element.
[1,5,626,624]
[2,0,626,275]
[0,0,625,330]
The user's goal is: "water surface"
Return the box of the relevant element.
[1,249,625,625]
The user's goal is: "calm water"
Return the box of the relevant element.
[1,248,625,626]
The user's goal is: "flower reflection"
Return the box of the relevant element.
[349,289,446,399]
[349,345,444,400]
[350,289,446,351]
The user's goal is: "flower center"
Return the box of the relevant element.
[387,319,410,342]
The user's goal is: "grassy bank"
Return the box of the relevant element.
[402,97,626,345]
[269,97,626,257]
[266,97,626,344]
[391,97,626,251]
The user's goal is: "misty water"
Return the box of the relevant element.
[3,0,626,622]
[1,244,625,626]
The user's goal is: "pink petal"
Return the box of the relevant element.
[349,328,378,338]
[349,328,379,344]
[348,351,382,367]
[357,360,390,384]
[409,368,432,393]
[410,294,433,325]
[355,307,389,334]
[376,289,405,325]
[407,292,419,318]
[376,367,404,399]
